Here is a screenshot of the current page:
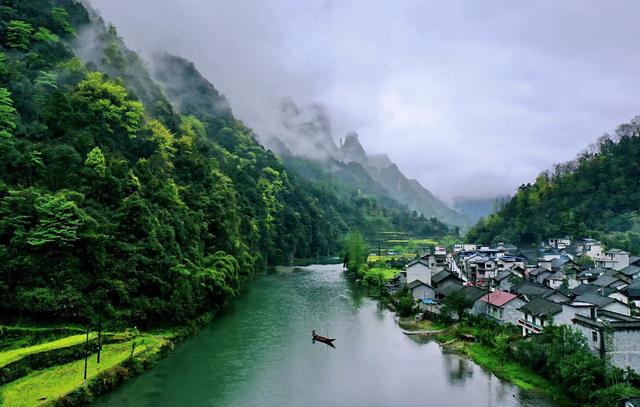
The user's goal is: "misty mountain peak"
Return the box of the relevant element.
[368,153,393,170]
[340,131,368,166]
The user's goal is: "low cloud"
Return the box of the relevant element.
[89,0,640,200]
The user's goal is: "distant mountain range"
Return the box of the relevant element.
[453,195,510,224]
[261,99,469,227]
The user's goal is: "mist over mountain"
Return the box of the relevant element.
[453,195,510,224]
[258,97,468,226]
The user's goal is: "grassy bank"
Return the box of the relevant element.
[0,315,227,407]
[445,339,570,405]
[0,329,170,406]
[393,316,572,405]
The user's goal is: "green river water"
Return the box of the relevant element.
[94,264,558,407]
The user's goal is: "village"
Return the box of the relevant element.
[381,237,640,376]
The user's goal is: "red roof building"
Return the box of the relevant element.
[480,290,518,307]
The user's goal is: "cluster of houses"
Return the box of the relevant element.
[386,238,640,374]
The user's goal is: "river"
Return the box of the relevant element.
[94,264,557,407]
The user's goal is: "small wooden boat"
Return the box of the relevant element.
[312,330,336,344]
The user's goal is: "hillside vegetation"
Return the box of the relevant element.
[0,0,457,328]
[467,118,640,250]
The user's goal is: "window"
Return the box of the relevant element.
[590,308,596,319]
[499,309,503,319]
[592,330,598,342]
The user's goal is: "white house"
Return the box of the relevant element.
[405,259,433,286]
[548,237,571,249]
[518,298,562,336]
[577,238,604,260]
[576,292,631,316]
[595,248,630,271]
[573,309,640,374]
[408,279,436,303]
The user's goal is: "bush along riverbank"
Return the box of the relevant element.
[0,313,218,406]
[407,311,640,407]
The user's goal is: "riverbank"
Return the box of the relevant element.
[394,317,572,406]
[436,336,571,406]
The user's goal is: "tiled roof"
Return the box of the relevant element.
[511,280,554,297]
[571,284,599,296]
[494,270,513,281]
[431,270,452,285]
[480,290,518,307]
[436,281,464,297]
[529,267,549,276]
[620,265,640,277]
[408,279,433,289]
[575,292,616,307]
[626,281,640,298]
[545,271,565,281]
[462,286,488,302]
[406,259,430,268]
[519,298,562,317]
[593,275,622,288]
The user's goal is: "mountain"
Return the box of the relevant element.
[453,195,510,224]
[261,99,468,227]
[0,0,455,326]
[466,117,640,251]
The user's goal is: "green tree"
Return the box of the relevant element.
[443,290,474,321]
[0,87,17,136]
[34,27,59,43]
[6,20,33,50]
[84,147,107,177]
[343,231,367,276]
[26,192,86,248]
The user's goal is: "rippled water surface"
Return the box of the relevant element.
[94,264,557,407]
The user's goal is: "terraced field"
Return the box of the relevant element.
[0,327,170,406]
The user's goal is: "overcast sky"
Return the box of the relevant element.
[90,0,640,201]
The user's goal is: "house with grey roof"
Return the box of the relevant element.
[620,264,640,280]
[575,292,630,316]
[431,269,462,288]
[408,279,436,304]
[518,298,562,336]
[573,309,640,374]
[435,280,464,301]
[595,248,630,271]
[592,273,627,290]
[494,270,520,292]
[576,267,606,284]
[528,267,551,283]
[627,281,640,307]
[462,286,489,316]
[543,271,567,289]
[405,259,434,286]
[575,238,604,260]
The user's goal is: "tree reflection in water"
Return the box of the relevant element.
[443,352,474,384]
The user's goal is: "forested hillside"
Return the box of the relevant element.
[466,118,640,251]
[0,0,450,327]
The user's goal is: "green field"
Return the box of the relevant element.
[0,328,168,406]
[366,267,398,280]
[0,333,97,368]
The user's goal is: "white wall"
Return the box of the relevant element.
[406,263,432,286]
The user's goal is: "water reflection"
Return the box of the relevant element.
[94,264,558,407]
[443,352,474,385]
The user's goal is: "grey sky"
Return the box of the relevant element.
[89,0,640,201]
